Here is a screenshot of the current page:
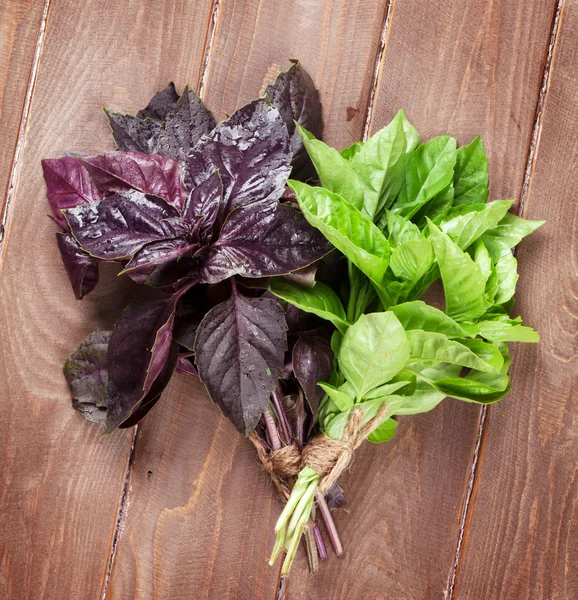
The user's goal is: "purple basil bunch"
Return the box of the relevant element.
[42,63,333,435]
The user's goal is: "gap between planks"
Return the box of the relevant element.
[0,0,51,266]
[99,1,223,597]
[444,1,565,598]
[275,2,395,598]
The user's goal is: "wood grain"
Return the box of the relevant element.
[0,0,46,214]
[105,1,392,598]
[0,1,214,599]
[285,1,560,598]
[454,2,578,598]
[370,0,558,205]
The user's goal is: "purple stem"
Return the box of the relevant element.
[263,409,281,451]
[315,491,343,556]
[313,523,328,560]
[271,388,292,445]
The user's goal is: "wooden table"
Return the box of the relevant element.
[1,1,575,598]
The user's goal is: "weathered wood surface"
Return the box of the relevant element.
[0,0,576,599]
[106,1,392,598]
[0,1,214,599]
[0,0,46,219]
[454,1,578,598]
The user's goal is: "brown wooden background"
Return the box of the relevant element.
[0,1,576,598]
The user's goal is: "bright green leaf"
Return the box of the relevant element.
[270,278,350,334]
[477,320,540,342]
[494,251,518,305]
[338,312,410,398]
[389,301,473,338]
[289,180,390,285]
[367,417,398,443]
[297,123,365,211]
[391,135,457,218]
[429,220,490,322]
[390,239,435,282]
[453,137,488,205]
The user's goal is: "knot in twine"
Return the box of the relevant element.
[250,404,389,499]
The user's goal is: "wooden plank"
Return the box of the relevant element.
[0,0,46,214]
[285,1,560,598]
[454,2,578,598]
[0,1,214,599]
[105,1,391,598]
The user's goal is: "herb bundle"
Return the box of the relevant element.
[43,61,544,579]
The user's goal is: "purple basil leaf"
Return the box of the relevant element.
[292,334,333,414]
[187,99,291,224]
[145,256,199,288]
[104,108,162,153]
[105,293,178,432]
[200,203,330,284]
[122,238,198,275]
[282,392,306,449]
[184,169,223,244]
[117,342,179,428]
[56,232,99,299]
[136,83,179,121]
[64,330,111,423]
[42,156,104,229]
[265,60,323,181]
[175,355,198,377]
[283,264,316,288]
[65,191,178,260]
[194,288,288,435]
[82,151,184,211]
[326,482,348,512]
[157,85,216,164]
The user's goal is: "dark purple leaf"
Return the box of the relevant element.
[187,99,291,224]
[283,264,316,288]
[56,232,99,299]
[64,330,111,423]
[105,293,178,432]
[199,203,330,284]
[136,83,179,121]
[194,288,288,435]
[65,191,178,260]
[326,482,348,512]
[282,392,306,449]
[265,61,323,181]
[184,170,223,244]
[121,238,198,275]
[82,151,184,210]
[145,256,199,288]
[42,157,104,229]
[175,355,198,377]
[157,85,216,164]
[104,108,162,153]
[117,342,179,428]
[292,334,333,414]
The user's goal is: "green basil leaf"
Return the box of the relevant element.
[482,212,546,260]
[494,251,518,305]
[457,338,504,371]
[349,110,409,217]
[367,417,398,443]
[385,211,423,245]
[390,239,435,282]
[415,182,454,225]
[440,200,513,249]
[471,238,492,280]
[340,141,363,161]
[407,330,497,372]
[289,180,390,285]
[453,137,489,205]
[430,342,511,403]
[394,362,461,415]
[428,220,490,321]
[477,320,539,342]
[362,380,412,400]
[338,312,410,398]
[391,135,457,218]
[389,301,473,338]
[318,382,355,411]
[270,278,350,334]
[297,123,365,210]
